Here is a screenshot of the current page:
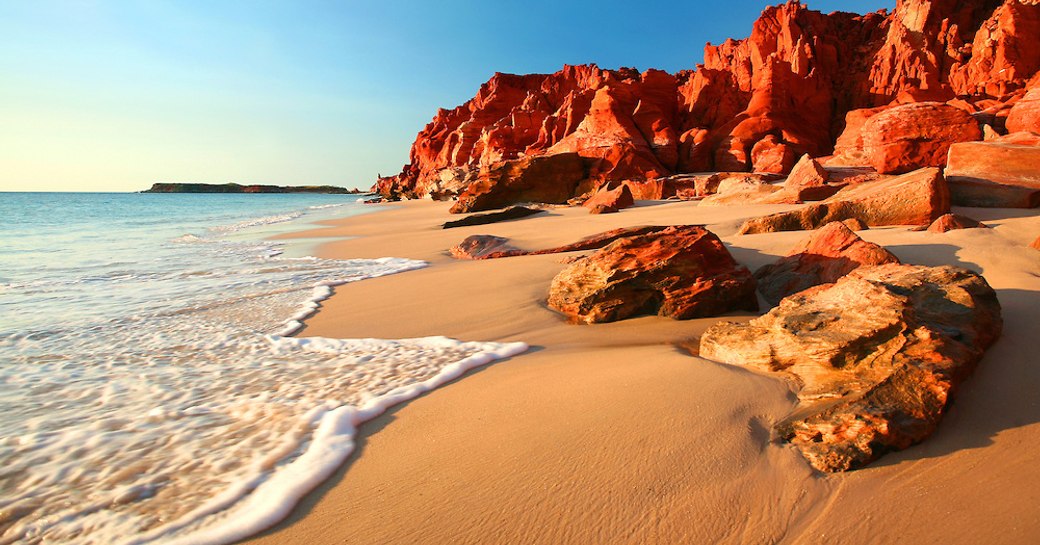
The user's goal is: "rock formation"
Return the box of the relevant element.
[376,0,1040,202]
[583,184,634,214]
[449,152,585,213]
[442,206,546,229]
[450,226,675,260]
[926,213,989,233]
[547,226,758,323]
[739,167,950,234]
[754,221,901,305]
[858,102,983,174]
[449,235,523,260]
[945,140,1040,207]
[700,264,1003,472]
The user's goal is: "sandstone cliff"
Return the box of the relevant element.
[376,0,1040,201]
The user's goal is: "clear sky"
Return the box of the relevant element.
[0,0,894,192]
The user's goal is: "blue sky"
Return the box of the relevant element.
[0,0,894,192]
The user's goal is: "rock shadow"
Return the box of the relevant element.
[884,242,981,272]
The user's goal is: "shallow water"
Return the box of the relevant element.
[0,193,524,544]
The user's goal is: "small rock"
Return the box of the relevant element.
[926,213,988,233]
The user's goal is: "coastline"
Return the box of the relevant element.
[244,199,1040,544]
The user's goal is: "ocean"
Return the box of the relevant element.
[0,192,525,544]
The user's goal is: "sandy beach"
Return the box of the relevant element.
[238,199,1040,544]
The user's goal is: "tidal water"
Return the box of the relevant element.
[0,192,524,544]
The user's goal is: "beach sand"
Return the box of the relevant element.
[244,200,1040,544]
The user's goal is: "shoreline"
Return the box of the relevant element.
[244,199,1040,544]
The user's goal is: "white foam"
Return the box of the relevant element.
[130,338,527,545]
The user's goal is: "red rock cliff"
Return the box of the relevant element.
[377,0,1040,200]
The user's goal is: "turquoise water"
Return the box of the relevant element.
[0,193,525,544]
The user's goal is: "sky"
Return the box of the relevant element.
[0,0,895,192]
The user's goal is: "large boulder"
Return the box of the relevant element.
[739,168,950,234]
[754,222,900,305]
[450,153,586,214]
[583,183,634,214]
[945,141,1040,208]
[700,264,1003,472]
[860,102,982,174]
[1006,87,1040,134]
[547,225,758,323]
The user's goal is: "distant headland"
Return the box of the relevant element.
[142,182,361,194]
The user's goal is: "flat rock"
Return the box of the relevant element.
[700,264,1003,472]
[548,225,758,323]
[442,206,546,229]
[739,167,950,234]
[450,235,524,259]
[754,222,900,305]
[861,102,982,174]
[945,141,1040,208]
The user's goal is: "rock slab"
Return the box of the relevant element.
[700,264,1002,472]
[548,225,758,323]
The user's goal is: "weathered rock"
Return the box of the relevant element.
[450,235,524,260]
[926,214,989,233]
[1007,87,1040,133]
[754,222,900,305]
[842,218,868,231]
[945,140,1040,208]
[442,206,545,229]
[784,154,841,201]
[450,226,674,260]
[698,173,790,206]
[450,153,586,214]
[547,225,758,323]
[700,264,1003,472]
[583,184,634,214]
[739,167,950,234]
[860,102,982,174]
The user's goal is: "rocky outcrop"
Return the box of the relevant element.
[442,206,546,229]
[945,140,1040,207]
[784,154,841,201]
[754,221,901,305]
[926,213,989,233]
[449,153,586,214]
[583,184,634,214]
[450,235,523,260]
[1007,86,1040,133]
[547,226,758,323]
[377,1,1040,201]
[739,167,950,234]
[859,102,982,174]
[700,264,1003,472]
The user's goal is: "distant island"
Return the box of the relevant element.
[142,183,361,194]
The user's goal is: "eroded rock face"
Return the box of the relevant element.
[860,102,982,174]
[739,167,950,234]
[376,1,1040,201]
[754,222,901,305]
[700,264,1003,472]
[547,226,758,323]
[945,140,1040,208]
[450,153,586,214]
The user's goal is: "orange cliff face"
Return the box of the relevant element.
[376,0,1040,200]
